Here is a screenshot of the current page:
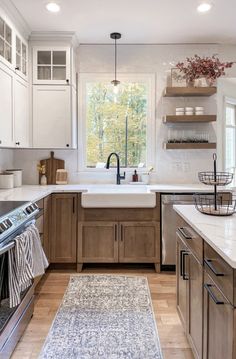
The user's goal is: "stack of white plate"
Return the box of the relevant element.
[195,106,204,115]
[175,107,184,115]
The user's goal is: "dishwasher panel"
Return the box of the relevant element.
[161,194,194,266]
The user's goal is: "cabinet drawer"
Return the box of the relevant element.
[204,242,233,305]
[177,224,203,263]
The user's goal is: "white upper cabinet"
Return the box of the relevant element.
[33,47,70,85]
[0,62,14,147]
[14,76,29,147]
[33,85,76,149]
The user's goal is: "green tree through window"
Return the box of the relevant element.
[86,81,148,168]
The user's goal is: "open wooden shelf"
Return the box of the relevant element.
[163,87,217,97]
[164,142,216,150]
[163,115,216,123]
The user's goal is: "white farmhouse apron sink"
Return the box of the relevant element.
[81,185,156,208]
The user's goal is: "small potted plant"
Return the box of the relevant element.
[176,55,234,87]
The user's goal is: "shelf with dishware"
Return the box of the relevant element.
[164,142,216,150]
[163,114,216,123]
[163,86,217,97]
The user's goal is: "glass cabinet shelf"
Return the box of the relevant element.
[0,16,12,64]
[36,49,68,82]
[15,35,27,76]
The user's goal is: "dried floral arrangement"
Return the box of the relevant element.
[176,55,234,85]
[37,164,46,175]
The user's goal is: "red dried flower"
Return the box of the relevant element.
[176,55,234,83]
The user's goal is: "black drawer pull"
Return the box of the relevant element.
[204,259,224,276]
[204,284,225,305]
[178,227,192,240]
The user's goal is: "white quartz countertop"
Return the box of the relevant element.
[174,205,236,269]
[0,183,231,203]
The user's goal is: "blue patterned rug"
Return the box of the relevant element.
[39,275,163,359]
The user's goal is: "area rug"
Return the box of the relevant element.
[39,275,163,359]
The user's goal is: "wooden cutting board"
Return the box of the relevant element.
[39,152,65,185]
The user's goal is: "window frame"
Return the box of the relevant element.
[78,73,156,172]
[224,97,236,172]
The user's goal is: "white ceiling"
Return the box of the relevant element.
[11,0,236,44]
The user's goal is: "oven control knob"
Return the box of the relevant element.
[25,206,33,214]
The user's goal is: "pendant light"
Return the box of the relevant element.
[110,32,121,93]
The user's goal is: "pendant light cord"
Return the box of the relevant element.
[115,37,117,82]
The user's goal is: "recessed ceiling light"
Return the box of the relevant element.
[197,2,212,13]
[46,2,60,13]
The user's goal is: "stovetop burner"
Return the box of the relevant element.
[0,201,28,219]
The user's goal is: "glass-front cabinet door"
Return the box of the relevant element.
[0,16,12,66]
[33,47,70,84]
[15,35,28,79]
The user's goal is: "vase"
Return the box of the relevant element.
[40,174,47,186]
[187,80,195,87]
[194,78,208,87]
[206,78,216,87]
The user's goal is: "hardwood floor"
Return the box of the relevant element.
[11,266,193,359]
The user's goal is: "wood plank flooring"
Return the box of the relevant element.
[12,266,193,359]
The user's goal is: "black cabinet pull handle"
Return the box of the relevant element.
[66,144,69,147]
[178,227,192,240]
[66,79,69,84]
[15,67,20,70]
[114,224,117,241]
[72,197,75,213]
[180,250,185,276]
[15,142,20,145]
[204,284,225,305]
[204,259,224,276]
[120,224,123,241]
[182,252,189,280]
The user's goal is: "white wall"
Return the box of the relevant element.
[13,43,236,185]
[0,149,14,171]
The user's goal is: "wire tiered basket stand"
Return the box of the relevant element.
[194,154,235,216]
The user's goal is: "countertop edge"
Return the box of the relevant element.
[174,205,236,269]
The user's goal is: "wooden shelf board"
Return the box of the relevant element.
[163,115,216,123]
[164,142,216,150]
[164,87,217,97]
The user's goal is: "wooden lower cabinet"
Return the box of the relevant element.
[176,216,236,359]
[51,193,77,263]
[176,230,203,359]
[119,222,160,263]
[77,221,160,271]
[203,272,234,359]
[176,233,188,329]
[188,251,203,359]
[78,222,118,263]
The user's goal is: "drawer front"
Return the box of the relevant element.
[177,222,203,263]
[204,242,233,305]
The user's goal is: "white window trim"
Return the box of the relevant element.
[223,96,236,171]
[78,73,156,173]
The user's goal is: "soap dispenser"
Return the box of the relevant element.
[132,170,138,182]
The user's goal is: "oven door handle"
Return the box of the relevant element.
[0,219,36,256]
[0,242,15,255]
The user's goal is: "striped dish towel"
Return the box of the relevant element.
[8,224,49,308]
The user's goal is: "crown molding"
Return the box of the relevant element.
[0,0,31,38]
[30,31,79,47]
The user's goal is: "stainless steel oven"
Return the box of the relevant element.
[0,201,39,359]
